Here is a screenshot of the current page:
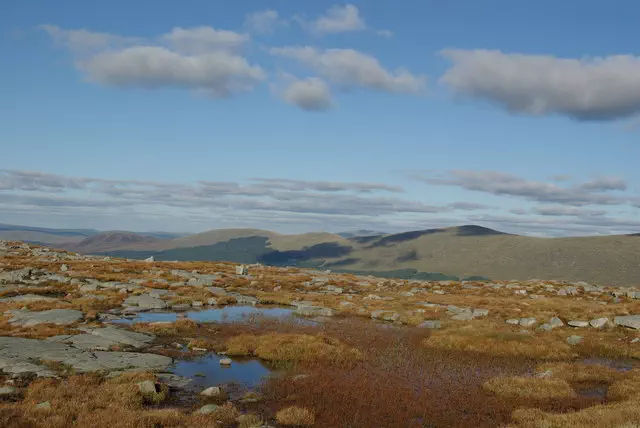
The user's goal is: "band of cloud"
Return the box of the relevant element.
[417,170,632,207]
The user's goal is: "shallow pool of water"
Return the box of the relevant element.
[170,353,272,395]
[114,305,302,324]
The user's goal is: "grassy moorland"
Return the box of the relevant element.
[0,240,638,427]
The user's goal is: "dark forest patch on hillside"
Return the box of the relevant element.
[456,225,510,236]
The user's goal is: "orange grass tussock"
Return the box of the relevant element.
[483,376,577,400]
[226,333,364,367]
[275,406,315,426]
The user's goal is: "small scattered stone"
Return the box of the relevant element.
[156,373,191,389]
[200,386,224,397]
[418,320,442,329]
[549,317,564,328]
[144,256,155,262]
[219,358,232,366]
[451,312,474,321]
[589,317,609,329]
[506,319,520,325]
[535,370,553,378]
[35,401,51,410]
[519,318,537,327]
[567,335,583,345]
[0,386,16,396]
[537,323,553,332]
[60,264,68,272]
[568,320,589,328]
[197,404,219,415]
[472,308,489,317]
[137,380,157,394]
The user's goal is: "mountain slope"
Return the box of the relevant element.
[106,225,640,286]
[0,223,97,245]
[336,226,640,286]
[63,232,162,253]
[20,223,638,286]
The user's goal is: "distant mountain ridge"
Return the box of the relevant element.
[0,223,188,248]
[2,223,640,286]
[65,231,163,253]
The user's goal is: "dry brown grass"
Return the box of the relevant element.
[0,316,81,339]
[536,362,625,383]
[132,318,199,337]
[275,406,315,426]
[208,403,240,426]
[483,376,577,399]
[187,338,218,350]
[608,373,640,401]
[226,333,363,367]
[423,324,574,359]
[237,413,264,428]
[508,397,640,428]
[168,286,213,302]
[3,242,640,428]
[0,373,226,428]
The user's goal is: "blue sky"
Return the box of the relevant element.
[2,0,639,236]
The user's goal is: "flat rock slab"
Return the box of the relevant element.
[614,315,640,330]
[124,294,167,310]
[296,305,335,317]
[8,309,83,326]
[82,326,155,349]
[0,337,171,377]
[48,327,155,351]
[0,294,58,303]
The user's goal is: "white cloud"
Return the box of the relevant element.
[42,25,265,98]
[579,176,628,192]
[309,4,366,35]
[440,49,640,121]
[280,77,333,111]
[270,46,426,94]
[80,46,265,97]
[162,26,249,54]
[244,9,285,34]
[533,206,606,217]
